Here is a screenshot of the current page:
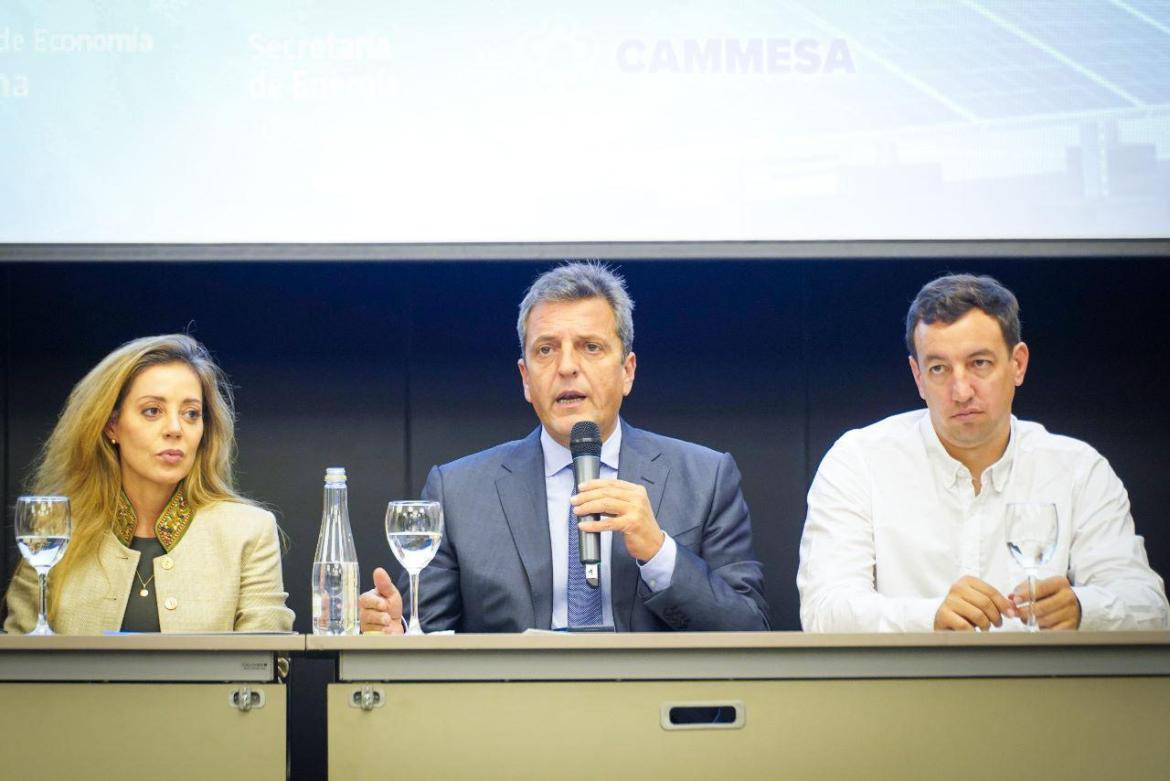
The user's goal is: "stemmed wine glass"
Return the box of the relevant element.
[1004,502,1058,632]
[385,500,444,636]
[14,496,72,636]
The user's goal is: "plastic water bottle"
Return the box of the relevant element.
[311,467,360,635]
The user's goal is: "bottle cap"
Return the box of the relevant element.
[324,467,347,483]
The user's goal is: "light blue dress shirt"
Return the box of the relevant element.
[541,425,677,630]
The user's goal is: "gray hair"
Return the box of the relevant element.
[517,261,635,357]
[905,273,1021,357]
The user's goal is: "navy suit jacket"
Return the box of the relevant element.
[406,421,769,632]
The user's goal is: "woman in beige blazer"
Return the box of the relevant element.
[4,335,294,634]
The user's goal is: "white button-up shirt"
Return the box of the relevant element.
[541,426,677,629]
[798,410,1169,632]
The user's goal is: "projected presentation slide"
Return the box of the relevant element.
[1,1,1167,243]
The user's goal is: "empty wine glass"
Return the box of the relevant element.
[14,496,72,636]
[1005,502,1058,632]
[385,500,444,636]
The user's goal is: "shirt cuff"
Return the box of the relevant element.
[878,597,942,633]
[637,533,677,593]
[1071,585,1107,631]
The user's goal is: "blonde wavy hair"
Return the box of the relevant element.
[26,334,248,618]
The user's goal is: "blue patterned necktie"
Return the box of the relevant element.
[567,492,603,627]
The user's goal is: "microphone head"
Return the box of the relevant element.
[569,421,603,458]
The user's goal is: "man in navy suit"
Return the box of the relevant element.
[360,262,768,632]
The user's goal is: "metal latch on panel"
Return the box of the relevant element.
[349,685,385,711]
[229,686,266,712]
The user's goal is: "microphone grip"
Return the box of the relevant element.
[579,527,601,564]
[572,454,602,588]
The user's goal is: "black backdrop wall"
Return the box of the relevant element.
[2,257,1169,633]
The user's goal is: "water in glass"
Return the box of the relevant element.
[1004,502,1058,632]
[385,500,443,635]
[14,495,72,636]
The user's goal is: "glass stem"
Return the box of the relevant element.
[408,570,422,635]
[36,572,49,631]
[1026,571,1038,632]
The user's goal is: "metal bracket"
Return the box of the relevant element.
[229,686,266,712]
[349,685,385,711]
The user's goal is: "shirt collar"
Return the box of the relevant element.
[918,412,1017,493]
[987,417,1018,493]
[541,422,622,477]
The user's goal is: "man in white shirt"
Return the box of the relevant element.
[798,273,1168,632]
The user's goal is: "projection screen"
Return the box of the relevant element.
[1,1,1167,252]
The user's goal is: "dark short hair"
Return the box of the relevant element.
[905,274,1021,357]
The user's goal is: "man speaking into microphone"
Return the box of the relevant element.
[361,261,769,633]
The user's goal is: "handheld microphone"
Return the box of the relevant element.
[570,420,603,589]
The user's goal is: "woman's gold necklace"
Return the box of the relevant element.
[135,569,155,598]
